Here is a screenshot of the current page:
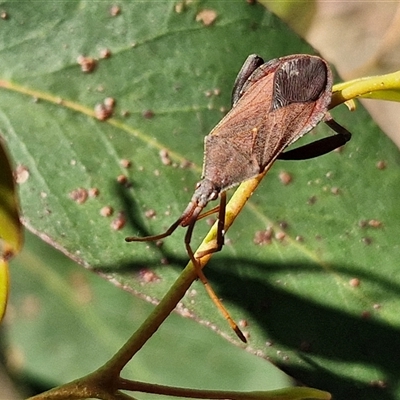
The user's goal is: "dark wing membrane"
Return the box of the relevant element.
[271,57,328,110]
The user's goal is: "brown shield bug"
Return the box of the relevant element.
[126,54,351,341]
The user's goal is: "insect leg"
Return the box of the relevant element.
[183,192,226,260]
[196,267,247,343]
[195,191,226,258]
[215,191,226,252]
[183,194,246,342]
[231,54,264,106]
[278,115,352,160]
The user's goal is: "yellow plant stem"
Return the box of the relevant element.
[331,70,400,108]
[0,258,9,322]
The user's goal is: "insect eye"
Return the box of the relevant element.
[209,191,219,201]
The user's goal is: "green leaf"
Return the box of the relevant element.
[7,231,292,397]
[1,2,399,400]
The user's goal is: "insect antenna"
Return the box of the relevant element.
[196,205,220,221]
[125,216,183,243]
[125,196,205,243]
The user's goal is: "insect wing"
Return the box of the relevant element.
[202,55,332,191]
